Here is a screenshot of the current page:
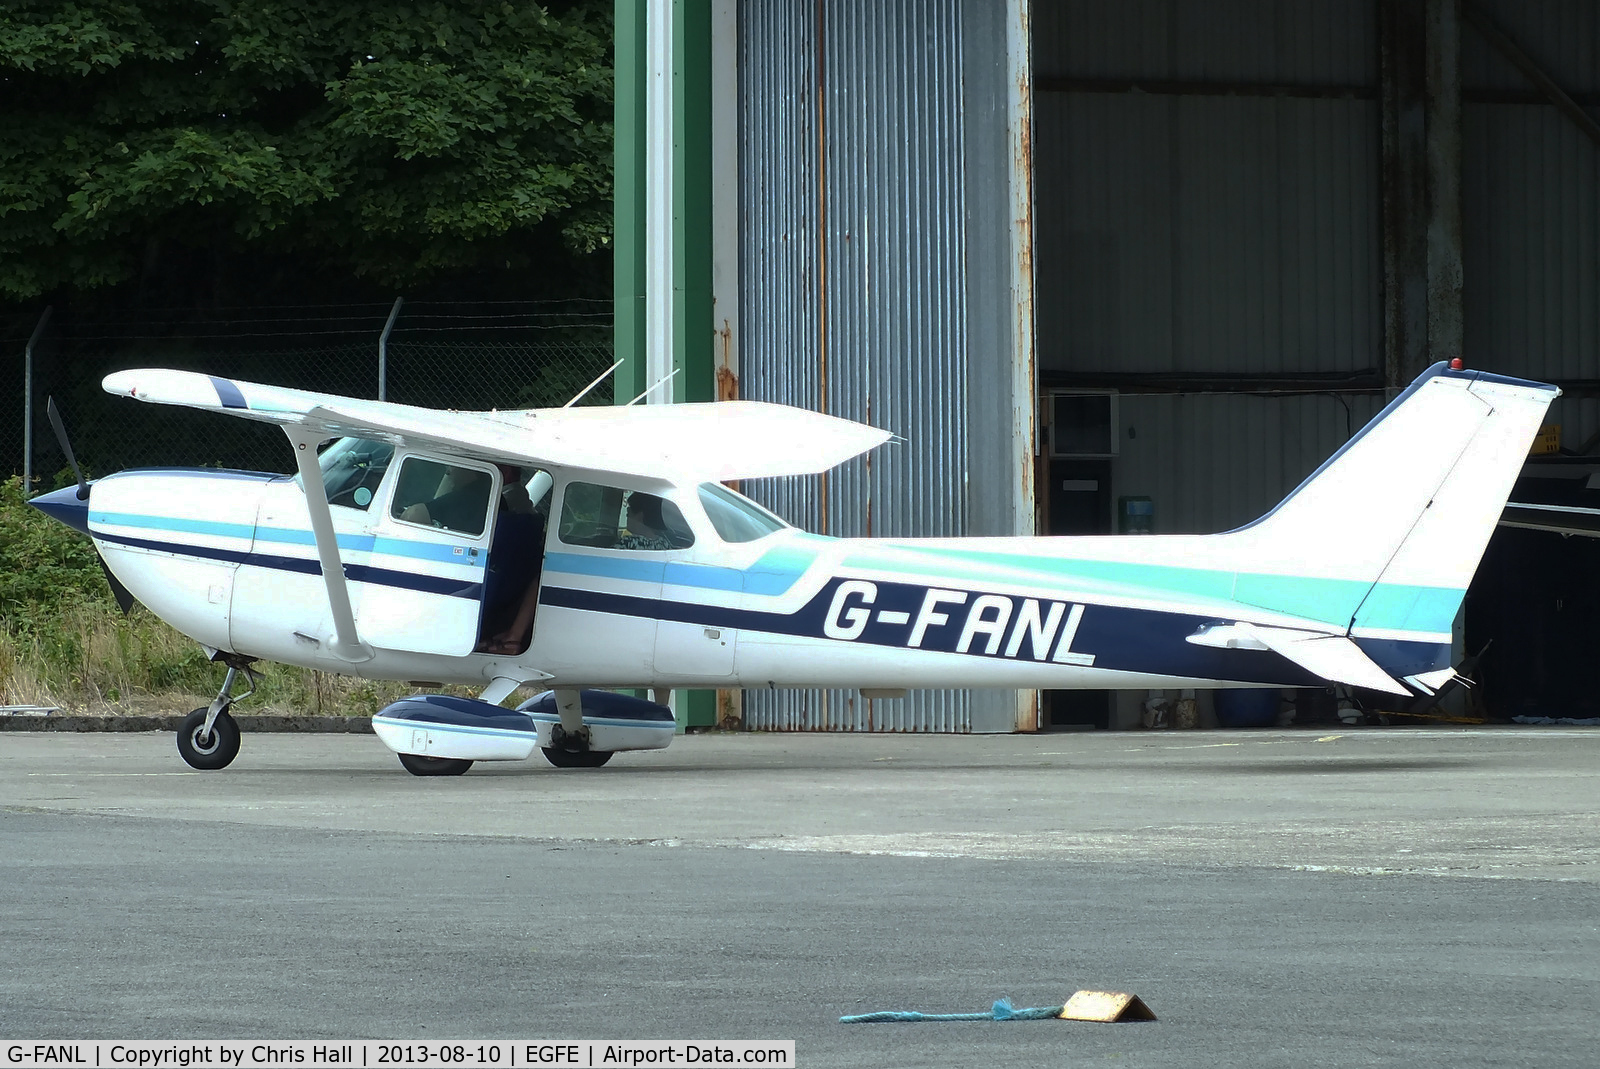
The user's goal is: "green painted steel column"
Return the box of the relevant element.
[614,0,649,404]
[615,0,717,728]
[673,0,714,405]
[614,0,712,408]
[674,0,715,728]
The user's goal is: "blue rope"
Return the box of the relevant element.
[841,999,1065,1024]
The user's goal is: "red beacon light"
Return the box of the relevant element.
[1449,357,1465,370]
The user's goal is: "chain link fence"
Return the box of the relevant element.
[6,301,616,487]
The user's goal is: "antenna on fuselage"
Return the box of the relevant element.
[624,368,681,406]
[563,359,624,408]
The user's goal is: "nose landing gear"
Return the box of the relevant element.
[177,659,257,770]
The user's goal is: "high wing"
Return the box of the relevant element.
[101,368,892,481]
[102,368,890,671]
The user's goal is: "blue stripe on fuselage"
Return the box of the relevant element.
[542,541,816,596]
[93,530,482,599]
[537,577,1450,688]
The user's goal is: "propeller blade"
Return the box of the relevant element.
[98,558,139,615]
[45,397,89,501]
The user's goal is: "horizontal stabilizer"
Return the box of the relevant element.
[1188,622,1409,695]
[1499,502,1600,539]
[1252,625,1410,695]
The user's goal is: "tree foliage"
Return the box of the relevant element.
[0,1,613,300]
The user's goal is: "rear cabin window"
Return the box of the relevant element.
[559,483,695,551]
[389,457,493,537]
[698,482,788,542]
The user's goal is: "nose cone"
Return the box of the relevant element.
[29,484,92,535]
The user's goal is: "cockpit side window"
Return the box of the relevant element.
[559,482,695,551]
[698,482,788,542]
[298,437,394,510]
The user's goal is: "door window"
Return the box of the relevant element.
[389,457,493,537]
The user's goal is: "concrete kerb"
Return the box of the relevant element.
[0,715,373,733]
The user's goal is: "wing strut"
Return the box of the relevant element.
[286,427,374,663]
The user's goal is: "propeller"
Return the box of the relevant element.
[46,396,89,501]
[43,397,137,614]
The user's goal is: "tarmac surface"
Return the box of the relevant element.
[2,727,1598,1067]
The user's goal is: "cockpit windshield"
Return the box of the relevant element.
[698,482,789,542]
[295,437,395,509]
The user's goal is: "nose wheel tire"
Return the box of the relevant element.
[541,746,614,768]
[177,708,241,770]
[397,752,474,776]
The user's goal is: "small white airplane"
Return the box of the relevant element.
[30,360,1556,774]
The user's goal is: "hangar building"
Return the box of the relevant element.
[613,0,1600,731]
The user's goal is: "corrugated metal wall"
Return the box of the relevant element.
[738,0,974,730]
[1034,93,1380,376]
[1115,392,1386,533]
[1032,0,1384,535]
[1033,0,1380,378]
[1463,0,1600,446]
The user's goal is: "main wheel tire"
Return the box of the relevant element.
[541,746,613,769]
[397,752,474,777]
[177,707,241,770]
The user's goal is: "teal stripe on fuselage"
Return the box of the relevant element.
[89,511,484,568]
[854,544,1461,635]
[547,532,1459,636]
[92,511,255,541]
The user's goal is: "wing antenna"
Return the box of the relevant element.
[624,368,682,406]
[563,359,624,408]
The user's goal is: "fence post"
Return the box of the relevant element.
[22,305,53,492]
[378,296,404,401]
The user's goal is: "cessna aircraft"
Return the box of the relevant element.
[30,360,1556,775]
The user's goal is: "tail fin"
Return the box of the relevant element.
[1225,363,1558,643]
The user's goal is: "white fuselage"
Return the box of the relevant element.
[78,463,1454,696]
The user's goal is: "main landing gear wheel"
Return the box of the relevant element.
[177,708,241,770]
[541,746,613,769]
[397,752,474,777]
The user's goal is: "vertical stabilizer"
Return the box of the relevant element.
[1226,363,1558,643]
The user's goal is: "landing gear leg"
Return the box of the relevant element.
[177,660,256,770]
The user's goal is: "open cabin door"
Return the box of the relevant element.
[357,454,497,657]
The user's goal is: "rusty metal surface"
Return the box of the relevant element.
[1008,0,1040,734]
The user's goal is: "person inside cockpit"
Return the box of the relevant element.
[478,465,550,655]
